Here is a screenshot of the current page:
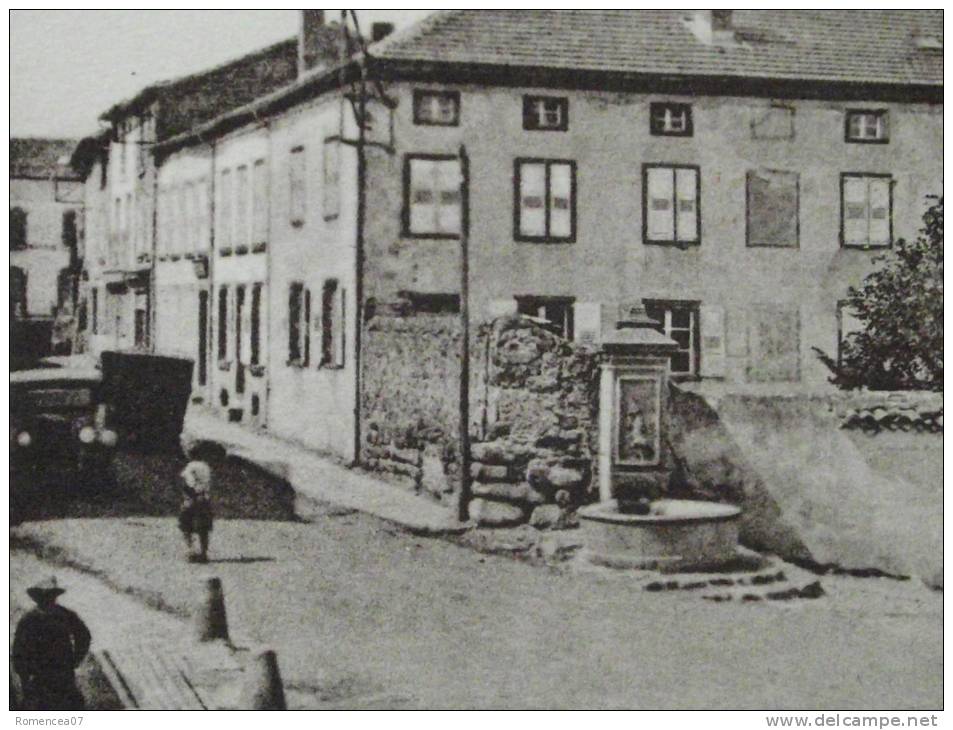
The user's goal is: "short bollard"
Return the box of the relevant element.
[195,577,229,642]
[241,649,286,710]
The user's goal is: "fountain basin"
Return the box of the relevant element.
[578,499,742,571]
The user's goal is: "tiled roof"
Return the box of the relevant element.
[10,138,81,180]
[103,36,313,141]
[375,10,943,87]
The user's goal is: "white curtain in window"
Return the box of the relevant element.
[550,163,572,238]
[409,158,436,234]
[436,159,461,235]
[842,177,868,246]
[646,167,674,240]
[675,168,698,242]
[868,178,891,246]
[699,304,726,378]
[520,162,547,237]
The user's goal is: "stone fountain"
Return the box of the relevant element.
[578,305,743,571]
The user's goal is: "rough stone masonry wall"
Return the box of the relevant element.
[361,302,467,501]
[361,309,600,525]
[467,316,600,527]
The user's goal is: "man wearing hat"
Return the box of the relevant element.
[12,577,91,710]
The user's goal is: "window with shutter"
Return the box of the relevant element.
[841,174,892,248]
[643,165,700,244]
[699,305,726,378]
[404,155,463,238]
[322,139,340,221]
[217,285,229,362]
[644,300,700,377]
[250,283,262,367]
[746,170,799,247]
[515,159,576,243]
[321,279,346,368]
[515,296,576,339]
[747,305,800,382]
[236,165,249,250]
[252,160,268,245]
[219,170,232,251]
[289,147,306,227]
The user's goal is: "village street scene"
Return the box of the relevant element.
[9,10,943,713]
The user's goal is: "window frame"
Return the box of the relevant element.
[641,163,702,246]
[745,169,800,249]
[217,285,229,363]
[289,145,307,228]
[513,158,577,244]
[402,153,464,240]
[287,282,310,367]
[522,95,569,132]
[10,207,28,250]
[650,102,694,137]
[515,295,576,340]
[845,109,890,145]
[412,89,461,127]
[643,299,701,379]
[839,172,894,249]
[320,279,346,370]
[322,137,340,222]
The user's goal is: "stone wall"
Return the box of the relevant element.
[468,316,600,527]
[361,300,468,503]
[361,309,600,524]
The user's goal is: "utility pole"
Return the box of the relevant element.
[458,145,471,523]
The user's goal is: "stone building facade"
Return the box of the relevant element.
[75,10,942,468]
[10,139,82,321]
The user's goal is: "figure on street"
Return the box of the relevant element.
[12,577,91,710]
[179,445,215,563]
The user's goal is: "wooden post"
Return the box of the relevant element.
[458,145,471,523]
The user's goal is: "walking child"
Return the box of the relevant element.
[179,444,215,563]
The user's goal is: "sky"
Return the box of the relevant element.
[10,9,434,141]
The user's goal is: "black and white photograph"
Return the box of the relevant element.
[8,8,943,716]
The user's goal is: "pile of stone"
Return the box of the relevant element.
[834,391,943,433]
[468,437,590,529]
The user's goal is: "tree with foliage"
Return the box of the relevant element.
[814,197,942,391]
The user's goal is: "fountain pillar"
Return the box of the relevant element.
[597,305,679,503]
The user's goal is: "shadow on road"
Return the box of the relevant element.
[11,448,298,526]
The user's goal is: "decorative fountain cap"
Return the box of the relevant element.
[601,304,679,353]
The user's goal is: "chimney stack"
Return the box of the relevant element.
[689,10,736,46]
[298,10,326,76]
[371,22,395,43]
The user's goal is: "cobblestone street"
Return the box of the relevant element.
[10,449,943,710]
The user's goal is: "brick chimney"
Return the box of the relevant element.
[298,9,326,76]
[371,22,394,43]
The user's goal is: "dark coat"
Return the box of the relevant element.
[12,604,91,710]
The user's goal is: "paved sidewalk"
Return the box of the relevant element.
[182,407,468,536]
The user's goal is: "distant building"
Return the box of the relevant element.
[10,138,82,358]
[77,10,942,462]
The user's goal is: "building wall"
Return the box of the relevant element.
[155,146,213,396]
[10,177,81,320]
[362,82,942,391]
[265,95,360,459]
[209,128,269,425]
[82,159,118,355]
[101,110,157,351]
